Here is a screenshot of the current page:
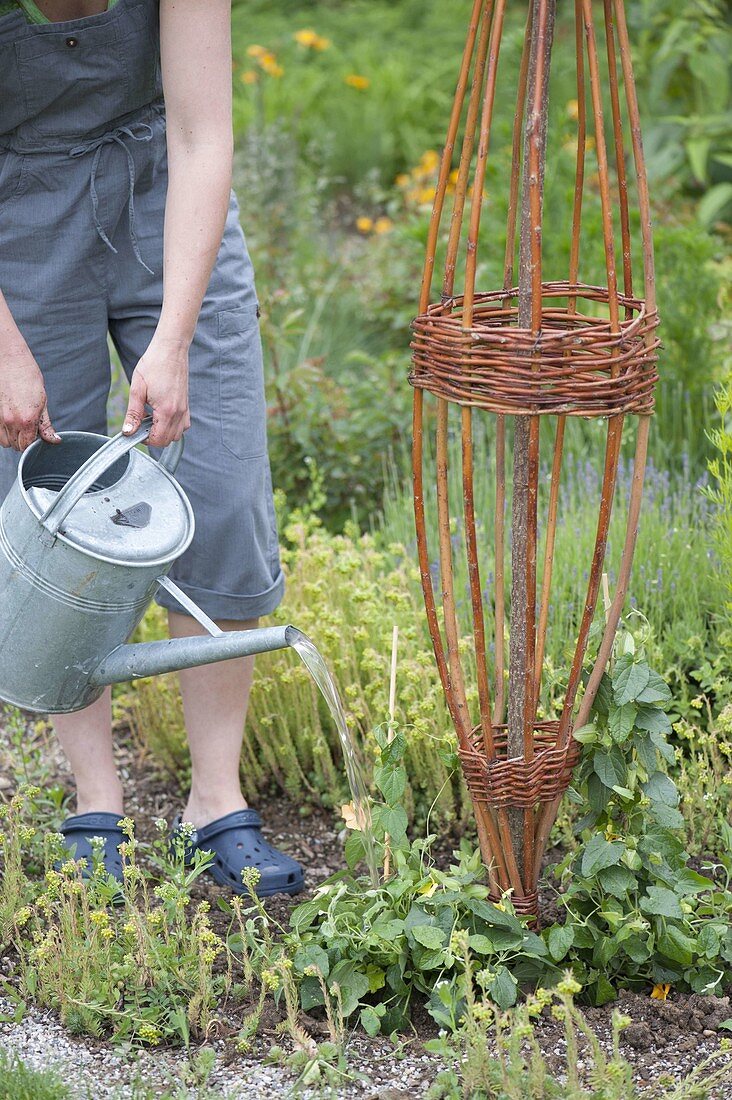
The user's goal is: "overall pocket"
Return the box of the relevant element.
[15,18,130,139]
[217,305,267,461]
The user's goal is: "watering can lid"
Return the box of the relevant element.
[22,427,194,566]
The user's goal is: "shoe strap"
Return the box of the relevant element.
[61,812,124,835]
[193,809,262,845]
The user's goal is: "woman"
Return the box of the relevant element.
[0,0,304,896]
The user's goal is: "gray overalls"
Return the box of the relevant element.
[0,0,285,621]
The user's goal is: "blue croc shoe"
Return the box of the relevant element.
[59,812,125,884]
[174,809,305,898]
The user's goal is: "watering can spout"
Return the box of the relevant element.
[90,624,300,688]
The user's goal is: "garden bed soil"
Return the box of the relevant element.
[1,716,731,1097]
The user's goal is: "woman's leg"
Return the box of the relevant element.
[170,611,257,828]
[52,689,124,816]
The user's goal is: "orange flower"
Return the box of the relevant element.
[356,216,374,234]
[240,70,258,85]
[345,74,370,90]
[651,983,671,1001]
[246,44,268,59]
[374,217,393,235]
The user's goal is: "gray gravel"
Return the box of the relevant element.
[0,996,435,1098]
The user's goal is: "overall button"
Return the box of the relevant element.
[65,36,79,47]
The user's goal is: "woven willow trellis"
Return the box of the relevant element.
[410,0,660,920]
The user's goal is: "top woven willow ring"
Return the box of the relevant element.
[410,0,659,922]
[411,282,659,417]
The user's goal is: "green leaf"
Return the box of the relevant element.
[697,924,721,959]
[373,763,407,805]
[468,933,495,955]
[300,975,325,1012]
[640,887,683,919]
[635,672,672,705]
[379,731,406,766]
[658,927,697,967]
[643,772,680,808]
[547,924,574,962]
[290,898,325,932]
[609,702,637,743]
[572,724,597,744]
[581,834,624,877]
[587,774,611,814]
[359,1006,383,1037]
[467,898,523,932]
[411,925,446,950]
[649,803,685,830]
[598,864,637,899]
[675,868,714,896]
[379,804,408,842]
[589,976,617,1006]
[344,831,366,871]
[486,966,518,1010]
[613,658,650,705]
[634,731,659,773]
[593,673,613,717]
[372,918,406,940]
[593,747,627,790]
[635,706,672,735]
[293,944,330,979]
[649,728,676,765]
[328,961,371,1017]
[366,965,386,993]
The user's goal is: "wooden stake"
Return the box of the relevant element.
[507,0,556,890]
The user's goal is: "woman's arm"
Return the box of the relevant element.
[0,289,59,451]
[123,0,234,447]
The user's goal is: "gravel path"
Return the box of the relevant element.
[0,996,437,1098]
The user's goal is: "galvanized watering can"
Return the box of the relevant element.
[0,419,295,713]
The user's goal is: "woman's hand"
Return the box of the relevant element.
[123,335,191,448]
[0,343,60,451]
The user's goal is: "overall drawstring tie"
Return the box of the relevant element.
[69,122,154,274]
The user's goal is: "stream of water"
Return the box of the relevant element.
[288,628,381,887]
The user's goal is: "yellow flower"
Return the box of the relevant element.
[448,167,460,185]
[651,983,671,1000]
[246,44,268,59]
[240,69,259,85]
[419,149,440,173]
[395,173,411,188]
[294,28,319,47]
[355,216,373,235]
[313,36,331,51]
[260,54,284,78]
[566,98,579,120]
[345,74,370,90]
[416,186,436,205]
[374,216,393,235]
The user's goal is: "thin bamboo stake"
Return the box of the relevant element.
[383,624,399,880]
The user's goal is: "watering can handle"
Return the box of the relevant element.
[40,417,184,538]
